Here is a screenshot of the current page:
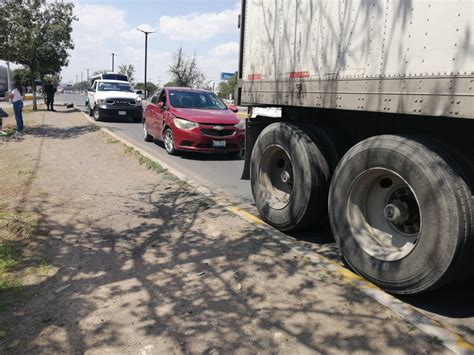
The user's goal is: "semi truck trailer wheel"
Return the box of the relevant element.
[329,135,473,294]
[250,122,330,231]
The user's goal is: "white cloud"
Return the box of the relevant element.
[73,4,127,48]
[209,42,239,57]
[159,6,239,41]
[60,3,240,84]
[62,4,168,84]
[199,55,238,81]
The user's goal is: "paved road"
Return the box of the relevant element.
[57,93,254,204]
[56,93,474,346]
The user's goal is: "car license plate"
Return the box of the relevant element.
[212,140,226,148]
[118,111,126,116]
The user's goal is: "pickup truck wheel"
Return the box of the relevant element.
[88,105,93,117]
[163,128,177,155]
[329,135,473,294]
[250,122,330,231]
[93,106,101,122]
[143,120,153,142]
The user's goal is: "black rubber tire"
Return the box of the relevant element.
[329,135,473,294]
[250,122,331,232]
[163,128,177,155]
[88,104,93,117]
[93,106,101,122]
[143,120,153,142]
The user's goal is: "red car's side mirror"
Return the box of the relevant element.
[228,104,238,113]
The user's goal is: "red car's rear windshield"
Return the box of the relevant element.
[169,90,227,110]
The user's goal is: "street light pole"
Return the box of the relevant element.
[137,28,155,99]
[86,69,90,82]
[110,53,117,72]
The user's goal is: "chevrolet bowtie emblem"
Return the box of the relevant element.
[213,126,224,131]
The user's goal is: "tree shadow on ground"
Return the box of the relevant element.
[0,180,447,353]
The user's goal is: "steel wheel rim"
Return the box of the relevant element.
[258,145,294,210]
[143,121,148,139]
[347,168,422,261]
[94,108,99,120]
[164,130,174,153]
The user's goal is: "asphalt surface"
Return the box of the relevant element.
[56,93,474,346]
[57,93,253,204]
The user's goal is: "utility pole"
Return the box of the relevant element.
[137,28,155,99]
[81,72,84,82]
[110,53,117,72]
[86,68,90,81]
[75,74,78,84]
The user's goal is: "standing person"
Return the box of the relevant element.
[9,81,24,139]
[44,80,56,111]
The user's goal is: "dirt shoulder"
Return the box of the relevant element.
[0,108,448,354]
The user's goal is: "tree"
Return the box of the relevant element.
[13,67,32,88]
[0,0,76,110]
[118,64,135,84]
[135,82,157,95]
[218,73,237,99]
[163,81,178,87]
[73,81,88,92]
[169,47,205,88]
[43,74,62,88]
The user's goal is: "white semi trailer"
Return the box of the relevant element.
[237,0,473,294]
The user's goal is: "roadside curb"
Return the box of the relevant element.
[77,108,473,355]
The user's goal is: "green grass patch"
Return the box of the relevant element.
[121,144,167,174]
[0,211,37,239]
[0,243,21,292]
[138,154,167,174]
[88,124,101,132]
[107,138,119,144]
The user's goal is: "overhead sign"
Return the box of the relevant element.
[220,72,235,81]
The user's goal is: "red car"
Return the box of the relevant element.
[142,88,245,156]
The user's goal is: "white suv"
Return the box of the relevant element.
[87,80,142,122]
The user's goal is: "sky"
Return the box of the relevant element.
[3,0,241,86]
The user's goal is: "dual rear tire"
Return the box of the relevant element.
[251,124,473,294]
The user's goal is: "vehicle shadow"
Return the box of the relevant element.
[151,140,245,161]
[397,282,474,319]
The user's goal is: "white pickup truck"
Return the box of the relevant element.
[87,79,143,122]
